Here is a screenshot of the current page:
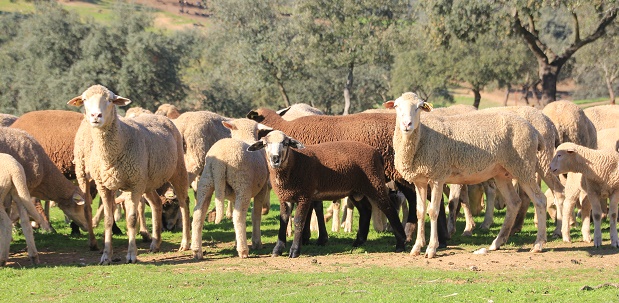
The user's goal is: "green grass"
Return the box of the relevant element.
[2,189,619,301]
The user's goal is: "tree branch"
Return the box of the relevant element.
[513,11,549,64]
[572,12,580,43]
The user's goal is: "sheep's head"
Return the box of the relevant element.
[222,118,273,144]
[384,92,432,136]
[550,142,579,175]
[57,190,89,231]
[247,130,304,169]
[155,104,181,119]
[67,85,131,128]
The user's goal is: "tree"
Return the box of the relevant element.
[575,26,619,104]
[423,0,618,105]
[296,0,410,114]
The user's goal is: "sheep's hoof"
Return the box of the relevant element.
[0,260,5,267]
[149,243,160,253]
[594,237,603,247]
[611,239,619,248]
[404,223,416,242]
[140,231,152,243]
[29,254,40,265]
[316,236,328,246]
[352,238,366,247]
[461,230,473,237]
[99,255,111,265]
[395,244,406,253]
[425,249,436,259]
[126,258,137,264]
[207,210,217,223]
[551,230,562,239]
[410,245,422,256]
[192,250,203,260]
[562,236,572,243]
[272,242,285,257]
[530,244,543,253]
[112,223,123,236]
[261,208,270,215]
[289,248,301,258]
[239,250,249,258]
[89,243,100,252]
[583,234,592,243]
[488,243,499,251]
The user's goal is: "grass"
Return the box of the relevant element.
[2,189,619,302]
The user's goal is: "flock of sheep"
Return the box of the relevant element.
[1,84,619,266]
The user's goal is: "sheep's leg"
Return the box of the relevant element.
[123,191,143,264]
[511,185,530,235]
[302,204,314,245]
[313,201,328,246]
[98,187,116,265]
[289,200,311,258]
[397,184,418,242]
[213,175,227,224]
[15,202,39,264]
[136,197,151,243]
[447,184,462,238]
[581,195,592,243]
[489,178,522,251]
[399,194,409,230]
[458,185,476,236]
[352,197,372,247]
[371,202,386,232]
[0,206,10,266]
[411,182,427,256]
[251,185,268,251]
[190,182,214,260]
[331,199,341,232]
[481,182,498,230]
[286,202,293,237]
[587,187,604,248]
[519,182,547,253]
[233,194,251,258]
[80,179,98,251]
[272,201,292,257]
[309,210,319,233]
[342,197,354,233]
[92,201,104,228]
[425,181,444,258]
[374,192,407,253]
[170,171,190,251]
[561,182,582,243]
[143,191,163,253]
[609,191,619,248]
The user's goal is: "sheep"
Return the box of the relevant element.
[69,84,190,264]
[155,104,182,119]
[278,103,324,120]
[246,107,451,247]
[584,104,619,131]
[248,130,407,257]
[0,114,17,127]
[558,128,619,243]
[191,118,271,259]
[124,106,153,118]
[550,142,619,248]
[386,92,547,258]
[0,127,90,243]
[0,153,52,265]
[542,100,597,148]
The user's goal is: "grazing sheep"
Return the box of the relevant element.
[584,104,619,131]
[0,153,53,265]
[124,107,153,118]
[155,104,182,119]
[191,118,271,259]
[246,107,451,247]
[278,103,324,120]
[248,130,407,257]
[550,142,619,248]
[0,127,89,240]
[0,114,17,127]
[69,84,190,264]
[386,92,547,258]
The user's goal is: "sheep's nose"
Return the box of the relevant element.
[401,120,412,129]
[90,112,102,118]
[270,155,280,164]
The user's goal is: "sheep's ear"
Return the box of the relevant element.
[72,192,85,206]
[112,96,132,106]
[67,96,84,107]
[276,106,291,116]
[420,102,433,112]
[287,138,305,149]
[383,101,395,109]
[566,148,576,154]
[247,141,265,151]
[222,121,237,130]
[257,123,273,139]
[246,110,265,123]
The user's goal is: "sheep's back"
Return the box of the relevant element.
[0,113,17,127]
[584,104,619,131]
[0,127,51,190]
[543,100,596,148]
[205,138,268,194]
[11,110,83,179]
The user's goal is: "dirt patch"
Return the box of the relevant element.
[7,239,617,273]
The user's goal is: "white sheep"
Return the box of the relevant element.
[278,103,324,120]
[155,104,182,119]
[550,142,619,248]
[124,107,153,118]
[584,104,619,131]
[69,84,190,264]
[0,153,52,265]
[386,92,547,258]
[0,114,17,127]
[191,118,271,259]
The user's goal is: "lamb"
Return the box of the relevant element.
[386,92,547,258]
[155,104,182,119]
[0,113,17,127]
[246,107,451,247]
[191,118,271,259]
[0,127,89,242]
[0,153,52,265]
[248,130,407,257]
[558,128,619,243]
[550,142,619,248]
[69,84,190,264]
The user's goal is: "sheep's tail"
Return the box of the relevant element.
[212,161,227,224]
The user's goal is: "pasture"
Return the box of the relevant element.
[1,191,619,302]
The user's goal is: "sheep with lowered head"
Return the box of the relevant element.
[248,130,407,257]
[69,84,190,264]
[550,142,619,248]
[0,153,53,265]
[0,127,89,239]
[191,118,271,259]
[386,92,547,258]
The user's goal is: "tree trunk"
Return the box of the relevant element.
[520,84,530,105]
[539,62,561,106]
[343,61,354,115]
[276,79,291,108]
[605,76,616,105]
[503,84,511,106]
[472,88,481,109]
